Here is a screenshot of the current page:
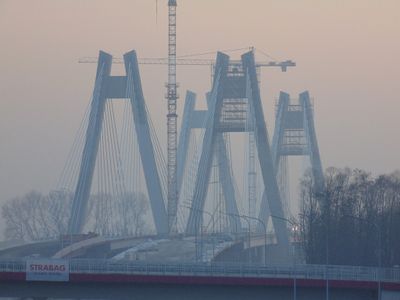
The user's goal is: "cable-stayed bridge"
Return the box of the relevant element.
[2,49,324,263]
[61,49,313,251]
[3,49,389,299]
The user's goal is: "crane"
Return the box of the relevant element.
[166,0,178,235]
[78,57,295,71]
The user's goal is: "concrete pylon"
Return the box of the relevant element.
[185,51,290,253]
[68,50,168,236]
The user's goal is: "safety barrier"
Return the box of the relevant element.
[1,259,400,283]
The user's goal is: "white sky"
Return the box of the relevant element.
[0,0,399,208]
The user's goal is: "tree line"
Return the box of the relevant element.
[2,190,149,241]
[300,167,400,267]
[4,166,400,268]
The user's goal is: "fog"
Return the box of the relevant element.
[0,0,399,232]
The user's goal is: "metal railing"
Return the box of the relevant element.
[0,260,26,273]
[1,259,400,283]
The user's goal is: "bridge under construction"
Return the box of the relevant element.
[1,47,322,264]
[3,2,387,300]
[49,0,322,262]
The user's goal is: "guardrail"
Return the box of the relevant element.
[1,259,400,283]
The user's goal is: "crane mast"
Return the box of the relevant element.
[167,0,178,235]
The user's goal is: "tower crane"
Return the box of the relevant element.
[166,0,178,235]
[78,57,296,72]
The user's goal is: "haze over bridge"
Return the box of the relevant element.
[0,42,397,299]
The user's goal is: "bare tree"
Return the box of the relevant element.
[300,167,400,267]
[90,192,149,237]
[2,190,72,240]
[120,192,149,236]
[2,189,149,240]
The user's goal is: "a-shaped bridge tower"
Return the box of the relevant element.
[273,91,324,197]
[184,51,290,250]
[67,50,168,236]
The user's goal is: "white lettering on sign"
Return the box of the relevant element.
[26,259,69,282]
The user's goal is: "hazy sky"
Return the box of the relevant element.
[0,0,399,207]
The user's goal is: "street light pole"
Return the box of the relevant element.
[182,205,215,262]
[344,215,381,300]
[222,212,251,264]
[326,217,329,300]
[201,209,215,260]
[241,215,267,266]
[378,225,382,300]
[271,214,298,300]
[299,212,329,300]
[237,215,251,264]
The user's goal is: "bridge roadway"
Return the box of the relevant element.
[1,259,400,299]
[0,233,269,263]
